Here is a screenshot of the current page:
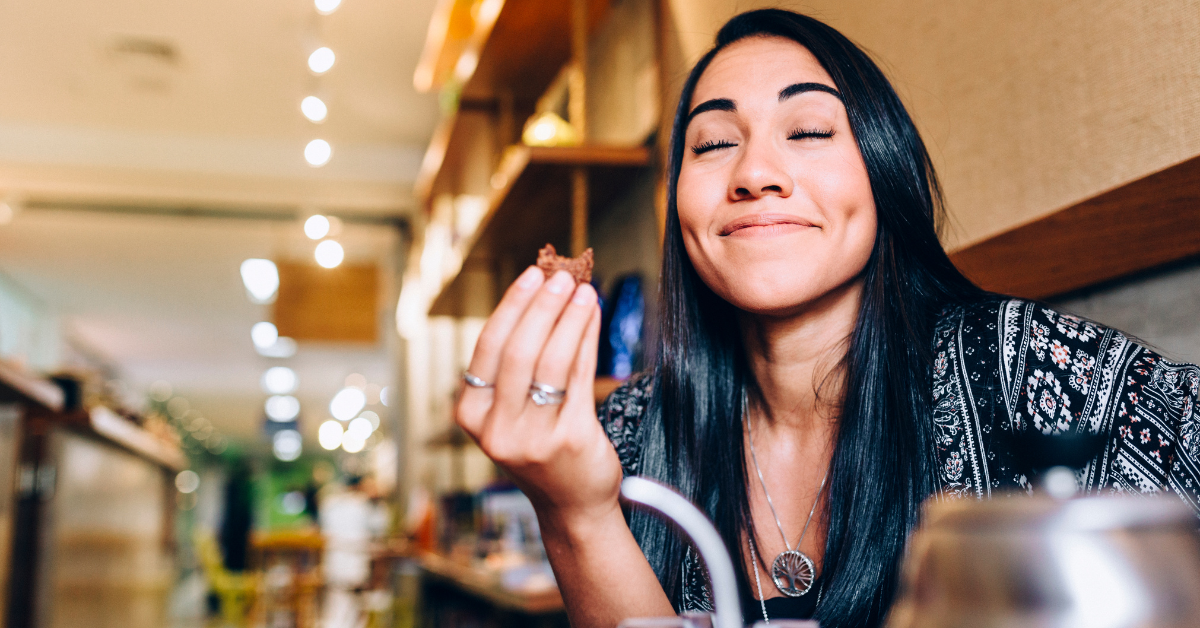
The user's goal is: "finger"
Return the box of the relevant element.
[490,270,578,418]
[532,282,599,391]
[466,266,544,384]
[459,266,544,435]
[562,300,602,424]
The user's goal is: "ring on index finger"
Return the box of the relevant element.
[462,371,493,388]
[528,381,566,406]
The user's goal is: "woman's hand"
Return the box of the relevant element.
[455,266,623,526]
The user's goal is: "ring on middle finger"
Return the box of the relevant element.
[528,381,566,406]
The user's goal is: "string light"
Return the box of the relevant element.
[308,47,335,74]
[304,139,332,167]
[315,0,342,15]
[314,240,344,268]
[301,96,328,122]
[240,259,279,303]
[304,215,330,239]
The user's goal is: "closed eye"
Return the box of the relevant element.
[788,127,834,141]
[691,139,737,155]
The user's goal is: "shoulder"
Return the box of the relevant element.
[597,372,655,476]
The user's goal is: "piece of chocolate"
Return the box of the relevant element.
[536,243,593,284]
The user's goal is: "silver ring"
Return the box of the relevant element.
[528,381,566,406]
[462,371,493,388]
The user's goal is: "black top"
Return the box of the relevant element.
[597,298,1200,616]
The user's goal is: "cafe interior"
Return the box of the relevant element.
[0,0,1199,627]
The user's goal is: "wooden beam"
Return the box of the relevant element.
[950,155,1200,299]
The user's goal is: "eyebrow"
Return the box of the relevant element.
[779,82,842,102]
[685,83,843,124]
[686,98,736,124]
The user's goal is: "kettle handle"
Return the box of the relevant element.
[620,476,743,628]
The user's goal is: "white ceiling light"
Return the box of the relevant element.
[240,258,279,303]
[273,429,303,461]
[251,321,279,350]
[265,395,301,421]
[314,240,344,268]
[314,0,342,15]
[257,336,297,358]
[379,386,390,407]
[329,387,365,421]
[318,420,344,450]
[358,410,380,430]
[308,47,335,74]
[347,416,373,440]
[304,214,330,239]
[301,96,328,123]
[261,366,298,395]
[341,434,365,453]
[175,470,200,493]
[304,139,332,167]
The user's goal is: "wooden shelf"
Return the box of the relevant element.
[429,144,651,316]
[87,406,188,471]
[951,154,1200,299]
[0,360,64,411]
[413,0,614,206]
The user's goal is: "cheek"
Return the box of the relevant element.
[675,165,725,262]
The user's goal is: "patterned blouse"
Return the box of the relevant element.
[597,298,1200,613]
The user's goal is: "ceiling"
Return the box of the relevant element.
[0,0,441,214]
[0,0,442,442]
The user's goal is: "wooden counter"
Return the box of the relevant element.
[418,552,564,615]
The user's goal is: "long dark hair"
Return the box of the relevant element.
[630,9,983,627]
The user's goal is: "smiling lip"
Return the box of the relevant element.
[718,213,816,236]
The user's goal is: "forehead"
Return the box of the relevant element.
[690,36,834,110]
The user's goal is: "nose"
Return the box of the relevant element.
[728,136,793,201]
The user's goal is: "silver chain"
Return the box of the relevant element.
[745,395,828,554]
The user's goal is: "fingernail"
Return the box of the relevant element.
[572,283,595,305]
[545,271,572,295]
[517,266,541,290]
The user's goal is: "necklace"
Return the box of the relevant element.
[748,536,823,624]
[745,395,828,598]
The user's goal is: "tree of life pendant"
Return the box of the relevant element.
[771,550,816,597]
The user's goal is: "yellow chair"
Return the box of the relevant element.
[194,530,259,626]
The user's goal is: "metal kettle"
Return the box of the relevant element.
[886,492,1200,628]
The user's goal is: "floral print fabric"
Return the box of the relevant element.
[597,298,1200,611]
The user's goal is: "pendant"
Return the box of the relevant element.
[771,549,816,597]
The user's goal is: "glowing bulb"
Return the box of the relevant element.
[347,417,373,440]
[314,240,344,268]
[330,387,365,421]
[341,434,365,453]
[240,258,279,303]
[314,0,342,14]
[261,367,298,395]
[251,322,279,350]
[532,120,556,142]
[273,429,303,461]
[305,139,332,167]
[265,395,301,421]
[301,96,328,122]
[308,47,335,74]
[379,386,390,407]
[318,420,344,450]
[304,214,330,239]
[358,410,380,430]
[175,470,200,493]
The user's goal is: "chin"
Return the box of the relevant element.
[709,270,825,316]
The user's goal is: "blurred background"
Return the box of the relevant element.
[0,0,1199,627]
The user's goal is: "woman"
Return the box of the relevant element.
[455,8,1200,627]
